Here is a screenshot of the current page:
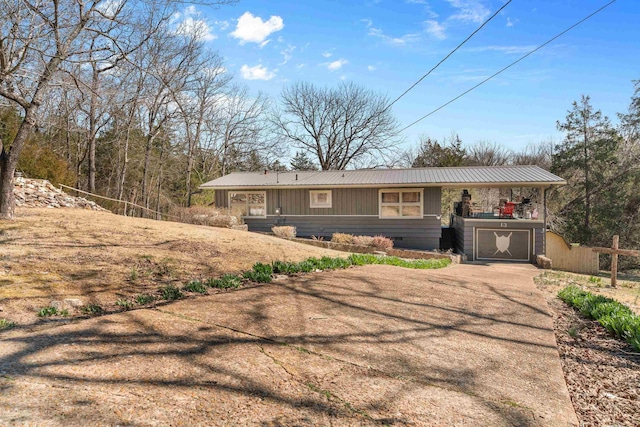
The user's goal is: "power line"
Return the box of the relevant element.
[385,0,513,110]
[399,0,617,134]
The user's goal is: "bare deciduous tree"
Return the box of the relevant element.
[466,141,512,166]
[273,82,400,170]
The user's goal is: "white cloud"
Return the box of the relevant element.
[339,75,347,81]
[231,12,284,45]
[327,59,348,71]
[172,6,216,41]
[424,20,446,40]
[280,45,296,64]
[469,45,537,54]
[445,0,490,23]
[240,64,276,80]
[176,17,216,41]
[506,17,517,27]
[215,20,230,31]
[296,63,305,69]
[97,0,123,18]
[364,19,420,45]
[367,65,376,71]
[322,51,333,58]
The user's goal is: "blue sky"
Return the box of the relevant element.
[176,0,640,152]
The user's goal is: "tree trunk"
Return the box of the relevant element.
[0,151,16,220]
[88,66,99,193]
[0,107,38,219]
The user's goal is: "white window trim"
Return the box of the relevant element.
[378,188,424,219]
[309,190,332,208]
[228,191,267,219]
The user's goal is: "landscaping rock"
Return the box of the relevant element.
[63,298,83,308]
[537,255,553,269]
[13,177,107,211]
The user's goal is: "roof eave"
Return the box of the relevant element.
[199,181,566,190]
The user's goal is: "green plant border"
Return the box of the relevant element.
[558,285,640,351]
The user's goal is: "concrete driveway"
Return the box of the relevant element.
[0,263,577,426]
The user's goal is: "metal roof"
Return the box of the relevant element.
[199,165,566,190]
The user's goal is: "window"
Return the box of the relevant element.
[229,191,266,218]
[310,190,332,208]
[379,189,423,218]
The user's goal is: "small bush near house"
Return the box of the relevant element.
[348,253,450,269]
[183,280,208,294]
[272,226,297,239]
[243,263,273,283]
[168,206,241,228]
[160,285,183,301]
[558,285,640,351]
[352,235,374,247]
[371,235,394,251]
[331,233,354,244]
[206,274,243,289]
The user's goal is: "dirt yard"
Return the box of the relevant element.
[0,208,343,325]
[0,262,577,426]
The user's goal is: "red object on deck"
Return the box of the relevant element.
[500,202,515,218]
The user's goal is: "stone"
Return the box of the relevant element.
[537,255,552,269]
[13,178,108,212]
[63,298,83,307]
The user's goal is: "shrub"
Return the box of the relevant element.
[272,226,296,239]
[331,233,354,244]
[135,294,155,305]
[272,261,301,275]
[347,253,450,269]
[243,262,273,283]
[160,285,183,301]
[168,206,241,228]
[115,299,134,311]
[183,280,207,294]
[81,305,104,315]
[206,274,242,289]
[0,318,16,330]
[37,306,68,317]
[352,235,374,247]
[558,285,640,351]
[371,235,394,251]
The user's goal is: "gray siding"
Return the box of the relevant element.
[215,187,441,215]
[213,187,442,250]
[245,215,441,250]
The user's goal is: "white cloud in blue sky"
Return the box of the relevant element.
[423,20,447,40]
[173,6,216,41]
[231,12,284,46]
[326,59,348,72]
[240,64,276,80]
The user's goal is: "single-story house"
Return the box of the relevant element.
[199,165,566,262]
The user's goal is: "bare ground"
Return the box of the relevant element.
[0,208,343,325]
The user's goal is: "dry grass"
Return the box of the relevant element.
[272,225,296,239]
[168,205,241,228]
[331,233,354,244]
[0,208,344,325]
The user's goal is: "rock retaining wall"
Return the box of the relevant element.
[14,177,107,211]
